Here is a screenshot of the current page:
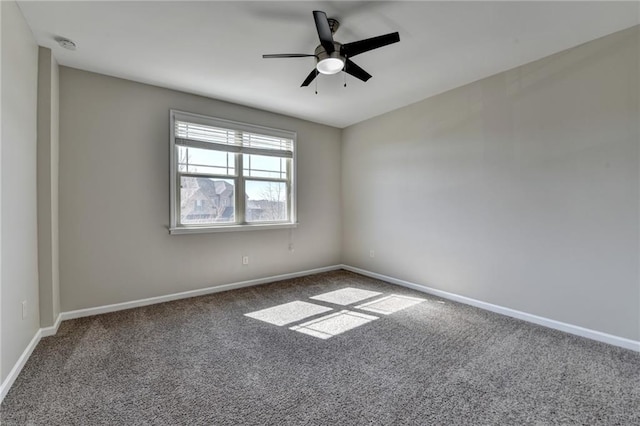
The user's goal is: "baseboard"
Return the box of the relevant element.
[0,329,42,403]
[341,265,640,352]
[61,265,343,321]
[40,313,63,337]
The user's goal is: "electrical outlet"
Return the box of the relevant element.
[242,256,249,265]
[369,249,375,258]
[22,301,27,320]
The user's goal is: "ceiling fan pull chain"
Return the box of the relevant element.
[315,69,318,94]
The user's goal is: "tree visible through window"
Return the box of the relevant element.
[170,110,296,232]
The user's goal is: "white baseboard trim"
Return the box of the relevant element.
[61,265,342,321]
[0,329,41,403]
[342,265,640,352]
[40,313,63,337]
[1,313,62,404]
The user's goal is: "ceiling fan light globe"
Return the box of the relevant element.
[317,57,344,75]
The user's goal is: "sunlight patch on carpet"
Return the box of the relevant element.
[290,310,378,339]
[244,301,332,326]
[310,287,382,306]
[356,294,425,315]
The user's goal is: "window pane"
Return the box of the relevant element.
[243,154,287,179]
[177,146,235,175]
[245,180,288,222]
[180,176,235,224]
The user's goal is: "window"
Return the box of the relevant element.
[169,110,296,234]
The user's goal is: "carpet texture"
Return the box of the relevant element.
[1,270,639,425]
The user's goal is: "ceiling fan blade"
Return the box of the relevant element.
[341,32,400,58]
[313,10,335,54]
[301,68,319,87]
[344,59,372,82]
[263,54,317,59]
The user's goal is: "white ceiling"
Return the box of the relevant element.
[18,1,639,128]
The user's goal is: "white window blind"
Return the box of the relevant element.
[175,119,294,158]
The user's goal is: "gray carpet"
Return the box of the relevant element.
[1,270,639,425]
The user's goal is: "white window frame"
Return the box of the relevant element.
[169,110,297,234]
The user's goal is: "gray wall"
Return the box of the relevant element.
[341,26,640,341]
[37,47,60,328]
[1,1,41,382]
[59,68,342,311]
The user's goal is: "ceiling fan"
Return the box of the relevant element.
[262,10,400,87]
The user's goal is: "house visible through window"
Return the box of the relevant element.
[169,110,296,233]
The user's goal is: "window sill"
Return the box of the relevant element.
[169,222,298,235]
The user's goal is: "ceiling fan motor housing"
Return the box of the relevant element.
[315,42,345,60]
